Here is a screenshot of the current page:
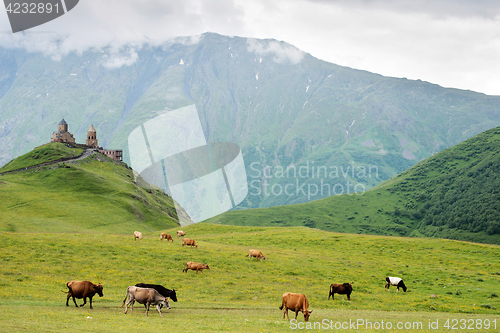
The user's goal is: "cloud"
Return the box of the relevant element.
[306,0,500,19]
[0,0,247,63]
[102,47,139,69]
[246,38,304,64]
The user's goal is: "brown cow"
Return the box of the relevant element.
[183,261,210,273]
[182,238,197,248]
[279,292,312,322]
[177,230,186,238]
[248,249,266,261]
[134,231,142,241]
[64,281,103,309]
[160,233,173,242]
[328,283,353,300]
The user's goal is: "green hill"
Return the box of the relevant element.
[0,143,180,233]
[1,224,499,332]
[0,142,85,173]
[207,126,500,245]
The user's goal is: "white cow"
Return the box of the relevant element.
[134,231,142,241]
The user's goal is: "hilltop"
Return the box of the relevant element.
[0,143,181,233]
[207,126,500,245]
[0,142,85,173]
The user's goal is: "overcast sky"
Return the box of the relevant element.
[1,0,499,95]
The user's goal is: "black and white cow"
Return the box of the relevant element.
[385,276,407,292]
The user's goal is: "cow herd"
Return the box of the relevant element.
[64,230,408,321]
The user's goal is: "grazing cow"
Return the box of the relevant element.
[122,286,170,317]
[177,230,186,238]
[328,283,353,301]
[279,292,313,322]
[160,233,173,242]
[385,276,407,292]
[182,238,197,248]
[183,261,210,273]
[64,281,103,309]
[248,249,266,261]
[134,231,142,241]
[134,283,178,302]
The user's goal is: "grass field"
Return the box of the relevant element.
[1,224,499,332]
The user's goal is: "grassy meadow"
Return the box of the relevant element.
[1,223,499,332]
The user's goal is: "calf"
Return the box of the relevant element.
[279,292,312,322]
[160,233,173,242]
[64,281,103,309]
[182,238,197,248]
[328,283,353,301]
[385,276,407,292]
[183,261,210,273]
[122,286,170,317]
[248,249,266,261]
[134,231,142,241]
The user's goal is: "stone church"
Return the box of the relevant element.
[50,119,75,144]
[51,119,123,161]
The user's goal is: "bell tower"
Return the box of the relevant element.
[58,118,68,133]
[86,124,98,147]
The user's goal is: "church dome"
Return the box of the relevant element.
[58,118,67,125]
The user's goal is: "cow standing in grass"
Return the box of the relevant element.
[279,292,312,322]
[122,286,170,317]
[328,283,353,301]
[183,262,210,273]
[134,283,178,303]
[385,276,407,292]
[160,233,173,242]
[134,231,142,241]
[248,249,266,261]
[177,230,186,238]
[64,281,103,309]
[182,238,197,248]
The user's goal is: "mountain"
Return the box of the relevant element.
[206,126,500,245]
[0,142,181,233]
[1,32,500,210]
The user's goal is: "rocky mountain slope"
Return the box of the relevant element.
[1,33,500,209]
